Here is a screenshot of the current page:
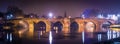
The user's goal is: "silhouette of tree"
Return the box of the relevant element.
[5,6,25,19]
[83,8,99,18]
[0,12,4,18]
[57,16,63,19]
[41,15,48,19]
[7,6,24,16]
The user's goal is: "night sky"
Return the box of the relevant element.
[0,0,120,17]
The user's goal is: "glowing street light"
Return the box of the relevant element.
[48,12,53,18]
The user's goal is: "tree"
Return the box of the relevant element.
[0,12,4,18]
[6,6,25,19]
[57,16,63,19]
[82,8,99,18]
[7,6,24,17]
[41,15,48,19]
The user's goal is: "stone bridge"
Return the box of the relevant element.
[7,18,115,37]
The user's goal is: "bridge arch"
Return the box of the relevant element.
[34,20,51,32]
[102,21,112,28]
[71,19,84,33]
[7,20,30,38]
[53,21,64,32]
[9,20,29,34]
[34,21,46,31]
[85,21,96,32]
[100,20,113,32]
[17,20,29,33]
[70,22,79,33]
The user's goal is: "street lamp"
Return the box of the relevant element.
[48,12,53,18]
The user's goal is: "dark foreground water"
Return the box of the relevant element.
[1,30,120,44]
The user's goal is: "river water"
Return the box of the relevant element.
[1,28,120,44]
[21,30,120,44]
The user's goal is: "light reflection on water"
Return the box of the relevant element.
[3,30,120,44]
[3,26,119,44]
[32,30,120,44]
[6,33,13,42]
[106,30,120,40]
[113,31,116,38]
[117,32,120,37]
[82,31,85,44]
[49,31,53,44]
[38,31,41,39]
[107,31,111,40]
[10,33,12,42]
[97,34,101,41]
[7,33,9,40]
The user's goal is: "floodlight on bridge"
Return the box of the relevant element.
[48,12,53,18]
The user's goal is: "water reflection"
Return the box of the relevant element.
[3,28,120,44]
[7,33,9,40]
[97,34,101,41]
[107,30,112,40]
[117,32,120,37]
[82,31,85,44]
[10,33,12,42]
[38,31,41,39]
[113,31,117,38]
[35,31,45,39]
[49,31,53,44]
[107,30,120,40]
[32,29,120,44]
[6,33,13,42]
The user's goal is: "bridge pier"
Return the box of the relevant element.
[27,21,34,38]
[62,18,70,33]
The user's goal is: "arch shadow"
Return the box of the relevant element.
[53,22,63,32]
[70,22,79,33]
[34,21,46,31]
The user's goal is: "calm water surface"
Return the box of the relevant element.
[1,29,120,44]
[21,30,120,44]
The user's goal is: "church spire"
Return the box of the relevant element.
[64,11,67,17]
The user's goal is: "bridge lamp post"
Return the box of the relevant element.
[48,12,53,18]
[48,12,53,30]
